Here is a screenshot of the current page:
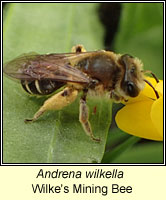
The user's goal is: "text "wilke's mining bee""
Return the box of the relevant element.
[4,45,159,142]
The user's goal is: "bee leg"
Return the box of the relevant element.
[25,87,78,122]
[79,92,100,142]
[71,44,86,53]
[110,90,121,102]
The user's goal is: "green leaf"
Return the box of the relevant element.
[3,3,112,163]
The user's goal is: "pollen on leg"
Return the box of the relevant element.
[24,87,78,122]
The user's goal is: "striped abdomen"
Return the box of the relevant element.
[21,80,65,95]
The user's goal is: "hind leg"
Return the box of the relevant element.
[25,87,78,122]
[79,92,100,142]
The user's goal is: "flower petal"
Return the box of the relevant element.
[123,92,149,104]
[151,96,163,138]
[115,100,163,141]
[141,76,158,99]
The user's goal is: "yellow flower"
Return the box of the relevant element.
[115,77,163,141]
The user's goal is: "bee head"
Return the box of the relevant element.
[119,54,145,98]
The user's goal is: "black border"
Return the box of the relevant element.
[1,0,165,166]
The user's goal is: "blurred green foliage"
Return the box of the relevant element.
[115,3,163,78]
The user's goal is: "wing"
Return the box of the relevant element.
[3,51,97,84]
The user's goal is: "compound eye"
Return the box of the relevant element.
[127,81,138,97]
[127,81,134,93]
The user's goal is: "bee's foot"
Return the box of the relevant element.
[92,136,101,142]
[24,118,35,123]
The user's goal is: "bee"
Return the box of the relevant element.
[4,45,159,142]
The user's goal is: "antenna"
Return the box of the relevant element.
[144,79,159,99]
